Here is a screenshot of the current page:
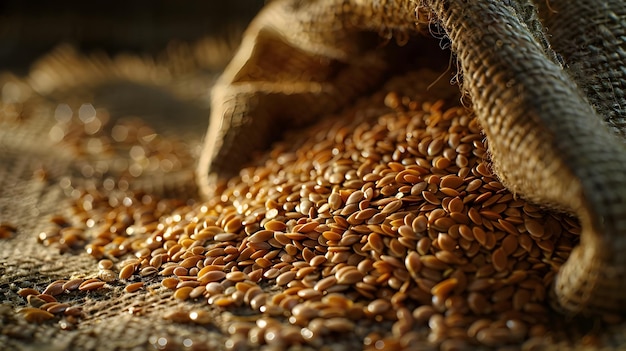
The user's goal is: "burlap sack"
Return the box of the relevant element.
[2,0,626,350]
[199,0,626,316]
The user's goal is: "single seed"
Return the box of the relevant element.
[367,299,391,315]
[97,259,113,270]
[162,277,180,289]
[64,306,82,317]
[38,302,58,312]
[47,303,70,314]
[420,255,448,271]
[173,286,193,300]
[18,288,40,298]
[224,217,243,233]
[492,248,508,272]
[149,254,164,268]
[125,282,144,293]
[440,175,464,189]
[180,256,202,269]
[314,276,337,292]
[296,222,319,233]
[431,278,458,300]
[173,266,189,276]
[468,292,491,315]
[249,230,274,243]
[140,266,158,277]
[346,190,364,205]
[98,269,117,282]
[476,328,513,347]
[42,282,64,296]
[78,280,106,291]
[201,269,229,283]
[297,288,323,300]
[448,197,464,213]
[524,219,544,237]
[309,255,327,267]
[276,271,297,286]
[336,268,364,285]
[62,279,84,291]
[264,220,286,231]
[226,271,248,282]
[36,294,56,303]
[501,235,519,255]
[381,199,403,214]
[422,191,441,205]
[214,233,239,241]
[19,307,55,323]
[473,227,488,247]
[27,295,47,308]
[497,219,518,236]
[119,263,136,280]
[467,207,482,225]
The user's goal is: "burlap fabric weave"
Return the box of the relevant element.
[2,0,626,350]
[0,42,234,350]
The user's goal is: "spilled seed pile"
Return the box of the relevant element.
[15,70,596,350]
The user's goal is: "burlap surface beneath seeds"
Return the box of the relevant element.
[1,41,626,351]
[0,44,232,351]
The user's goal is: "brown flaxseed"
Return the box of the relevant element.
[25,71,586,350]
[118,263,136,280]
[42,282,65,296]
[78,280,106,291]
[19,307,55,323]
[125,282,145,293]
[17,288,40,298]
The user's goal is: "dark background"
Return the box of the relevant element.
[0,0,265,74]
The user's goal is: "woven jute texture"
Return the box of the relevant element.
[0,41,234,351]
[2,0,626,351]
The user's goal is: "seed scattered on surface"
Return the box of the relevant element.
[78,279,106,291]
[19,307,55,323]
[24,71,585,349]
[97,259,113,270]
[366,299,391,315]
[36,294,57,303]
[161,277,180,289]
[125,282,144,293]
[17,288,40,298]
[62,278,84,291]
[119,263,136,280]
[276,271,297,286]
[98,269,117,282]
[42,281,65,296]
[492,248,508,272]
[198,271,226,283]
[27,295,47,308]
[47,303,70,314]
[226,271,248,282]
[173,286,193,300]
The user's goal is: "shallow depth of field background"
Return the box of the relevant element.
[0,1,264,74]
